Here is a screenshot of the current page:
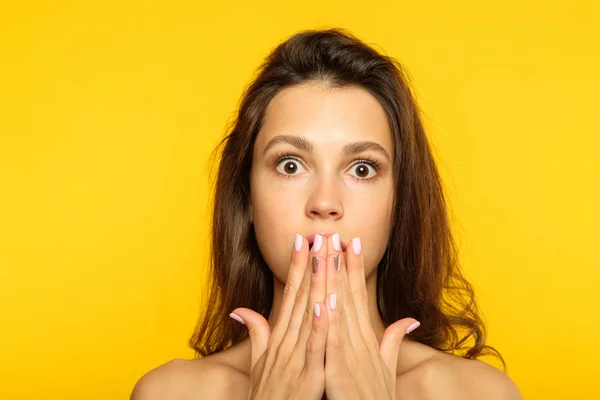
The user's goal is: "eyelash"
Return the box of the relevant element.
[272,150,383,181]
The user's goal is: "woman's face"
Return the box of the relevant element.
[250,81,395,284]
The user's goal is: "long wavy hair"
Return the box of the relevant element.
[189,27,504,368]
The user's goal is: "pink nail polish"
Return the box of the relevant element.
[330,293,337,310]
[313,234,323,252]
[352,237,361,255]
[314,303,320,318]
[229,313,245,325]
[332,233,341,251]
[406,321,420,334]
[294,234,303,252]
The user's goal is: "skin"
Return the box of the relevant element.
[249,80,395,344]
[130,80,523,399]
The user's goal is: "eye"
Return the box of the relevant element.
[272,151,383,181]
[348,161,378,180]
[275,156,307,176]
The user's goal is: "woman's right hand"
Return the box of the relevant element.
[231,233,328,400]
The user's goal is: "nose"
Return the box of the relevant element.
[305,176,343,220]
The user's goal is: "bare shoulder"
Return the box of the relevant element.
[453,357,522,399]
[398,351,522,400]
[130,357,249,400]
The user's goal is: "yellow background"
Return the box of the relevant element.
[1,1,598,398]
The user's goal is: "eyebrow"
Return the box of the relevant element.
[262,134,391,162]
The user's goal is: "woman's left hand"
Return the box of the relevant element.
[324,234,420,400]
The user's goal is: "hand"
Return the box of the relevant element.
[230,234,329,400]
[324,234,420,400]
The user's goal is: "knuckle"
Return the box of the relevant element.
[295,285,309,302]
[247,324,259,339]
[302,306,313,325]
[329,334,342,350]
[283,281,298,298]
[306,337,321,353]
[328,310,337,326]
[311,316,323,333]
[356,288,369,303]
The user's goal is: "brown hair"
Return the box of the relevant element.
[189,27,504,368]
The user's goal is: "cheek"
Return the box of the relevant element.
[251,183,303,283]
[350,190,393,273]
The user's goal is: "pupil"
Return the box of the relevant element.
[357,165,367,177]
[284,162,296,174]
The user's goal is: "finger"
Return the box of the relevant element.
[327,234,360,338]
[325,288,357,379]
[345,237,375,341]
[379,318,420,377]
[328,233,384,384]
[283,233,327,346]
[273,234,310,339]
[293,238,327,362]
[325,234,341,353]
[303,301,328,375]
[325,234,339,302]
[338,236,384,378]
[325,235,355,373]
[229,308,270,370]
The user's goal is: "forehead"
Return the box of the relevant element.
[256,82,393,154]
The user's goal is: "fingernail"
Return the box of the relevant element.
[230,312,245,325]
[294,234,303,252]
[352,237,361,255]
[314,303,320,318]
[406,321,420,334]
[312,234,323,252]
[332,233,341,251]
[329,293,337,310]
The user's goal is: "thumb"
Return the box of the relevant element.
[230,308,271,369]
[379,318,420,377]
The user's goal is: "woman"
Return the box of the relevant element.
[132,28,522,399]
